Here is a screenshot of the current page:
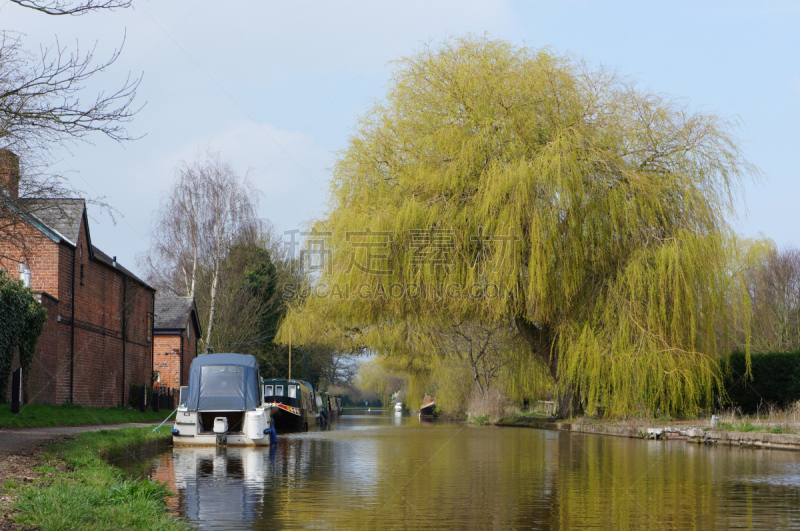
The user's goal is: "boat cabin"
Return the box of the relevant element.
[172,353,274,446]
[263,378,316,431]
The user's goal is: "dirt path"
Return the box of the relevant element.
[0,423,159,455]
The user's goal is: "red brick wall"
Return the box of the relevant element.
[23,293,63,404]
[0,216,61,297]
[66,218,154,407]
[1,219,65,404]
[2,211,154,407]
[154,314,199,391]
[154,334,182,389]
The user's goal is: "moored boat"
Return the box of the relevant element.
[419,395,436,417]
[172,353,276,446]
[394,401,403,412]
[326,393,340,417]
[263,378,316,432]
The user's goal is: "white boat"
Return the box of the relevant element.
[172,353,276,446]
[394,401,403,412]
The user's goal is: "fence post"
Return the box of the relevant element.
[140,385,147,413]
[11,368,22,414]
[152,388,159,413]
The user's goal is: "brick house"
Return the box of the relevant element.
[153,296,201,390]
[0,149,155,407]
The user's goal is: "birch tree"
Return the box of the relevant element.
[142,150,260,348]
[279,35,758,418]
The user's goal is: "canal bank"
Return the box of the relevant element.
[497,418,800,451]
[0,426,188,531]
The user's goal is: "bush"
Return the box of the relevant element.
[723,351,800,413]
[128,383,154,410]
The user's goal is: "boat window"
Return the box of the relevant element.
[264,385,273,397]
[288,385,296,398]
[276,385,284,396]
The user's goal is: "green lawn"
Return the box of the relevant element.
[9,426,189,530]
[0,403,174,428]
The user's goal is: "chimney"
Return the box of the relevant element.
[0,149,20,199]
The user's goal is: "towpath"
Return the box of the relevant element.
[0,423,158,455]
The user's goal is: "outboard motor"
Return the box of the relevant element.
[213,417,228,445]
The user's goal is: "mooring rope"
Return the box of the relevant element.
[152,408,178,433]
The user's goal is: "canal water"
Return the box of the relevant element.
[116,412,800,529]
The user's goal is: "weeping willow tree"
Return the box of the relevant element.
[279,35,757,418]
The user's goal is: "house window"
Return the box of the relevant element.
[18,264,30,288]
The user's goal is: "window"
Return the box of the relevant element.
[288,385,296,398]
[264,385,274,397]
[18,264,30,288]
[276,385,284,396]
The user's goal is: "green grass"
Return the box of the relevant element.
[468,414,491,425]
[10,426,188,531]
[496,410,556,424]
[714,421,792,434]
[0,402,174,427]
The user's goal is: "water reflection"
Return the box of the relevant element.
[117,414,800,529]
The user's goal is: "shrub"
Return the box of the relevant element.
[128,383,154,410]
[723,351,800,413]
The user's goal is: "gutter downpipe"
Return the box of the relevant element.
[180,330,184,387]
[121,277,126,406]
[69,246,76,403]
[151,292,155,388]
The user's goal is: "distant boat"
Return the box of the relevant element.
[420,395,436,417]
[263,378,316,432]
[172,353,276,446]
[322,392,340,420]
[394,401,402,412]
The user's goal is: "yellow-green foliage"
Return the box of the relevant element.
[280,35,757,417]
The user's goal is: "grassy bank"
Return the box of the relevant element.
[3,426,188,530]
[0,403,174,428]
[496,410,799,435]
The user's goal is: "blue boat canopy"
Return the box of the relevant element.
[185,353,261,412]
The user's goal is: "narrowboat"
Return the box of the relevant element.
[419,395,436,417]
[316,392,338,424]
[325,393,340,418]
[263,378,316,431]
[172,353,276,446]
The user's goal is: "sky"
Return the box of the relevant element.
[2,0,799,275]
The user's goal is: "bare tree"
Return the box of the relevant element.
[0,32,140,155]
[140,150,261,347]
[437,320,517,397]
[7,0,130,15]
[0,13,140,257]
[746,246,800,352]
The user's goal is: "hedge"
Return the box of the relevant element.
[128,383,154,409]
[723,351,800,413]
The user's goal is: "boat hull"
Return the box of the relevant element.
[173,433,271,447]
[271,405,310,432]
[172,407,273,447]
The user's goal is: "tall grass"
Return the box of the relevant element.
[0,403,174,428]
[11,426,189,531]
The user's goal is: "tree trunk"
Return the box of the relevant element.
[205,264,220,346]
[189,246,198,298]
[515,317,583,418]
